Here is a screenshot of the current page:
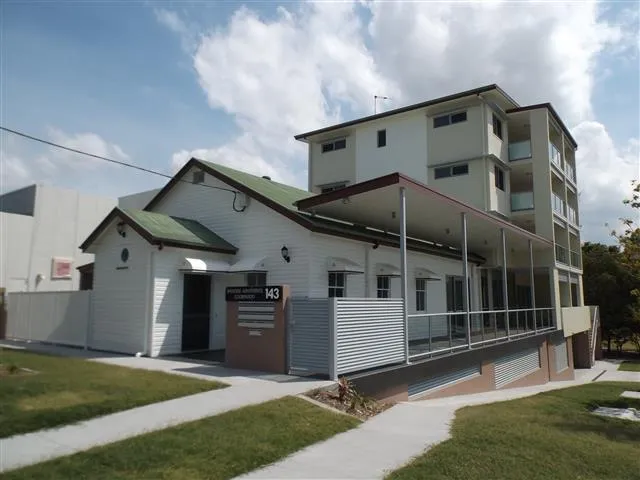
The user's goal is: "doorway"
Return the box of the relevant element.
[182,274,211,352]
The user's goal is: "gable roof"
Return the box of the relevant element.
[142,158,485,264]
[80,207,237,254]
[294,84,519,141]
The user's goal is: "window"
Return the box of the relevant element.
[321,138,346,153]
[377,276,391,298]
[494,166,505,191]
[192,170,205,184]
[415,278,427,311]
[492,113,503,140]
[433,111,467,128]
[377,129,387,148]
[328,272,346,298]
[320,182,347,194]
[435,163,469,179]
[246,272,267,286]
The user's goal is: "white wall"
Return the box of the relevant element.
[0,213,33,291]
[90,224,150,354]
[354,112,428,184]
[118,188,162,210]
[428,158,488,210]
[427,102,484,165]
[309,136,356,192]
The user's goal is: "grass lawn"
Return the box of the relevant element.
[6,396,360,480]
[0,349,225,438]
[619,361,640,372]
[388,382,640,480]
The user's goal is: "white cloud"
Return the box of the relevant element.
[163,0,638,241]
[46,127,129,170]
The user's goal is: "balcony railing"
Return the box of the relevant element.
[570,250,581,268]
[549,143,562,168]
[555,244,568,264]
[567,205,578,225]
[511,191,534,211]
[552,193,565,216]
[508,140,532,161]
[565,163,576,183]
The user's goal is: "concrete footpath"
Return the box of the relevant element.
[0,342,331,473]
[236,361,640,480]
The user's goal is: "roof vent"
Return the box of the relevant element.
[262,176,271,181]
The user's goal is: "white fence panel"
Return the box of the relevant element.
[334,298,405,376]
[6,291,92,347]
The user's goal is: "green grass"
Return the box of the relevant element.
[619,361,640,372]
[387,382,640,480]
[0,349,225,438]
[6,396,360,480]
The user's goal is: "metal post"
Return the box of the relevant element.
[461,212,471,348]
[399,187,409,364]
[529,239,537,333]
[501,228,510,339]
[328,297,338,380]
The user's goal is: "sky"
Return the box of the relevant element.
[1,0,639,244]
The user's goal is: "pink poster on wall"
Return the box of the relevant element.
[51,257,73,279]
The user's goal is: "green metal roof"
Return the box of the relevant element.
[122,209,237,253]
[199,161,312,210]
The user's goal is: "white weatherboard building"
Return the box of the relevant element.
[33,84,598,400]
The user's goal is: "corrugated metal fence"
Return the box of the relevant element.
[288,298,331,377]
[6,291,92,348]
[334,298,405,377]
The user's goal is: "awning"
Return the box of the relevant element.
[181,258,230,273]
[376,262,401,277]
[327,257,364,274]
[229,256,267,273]
[415,267,442,280]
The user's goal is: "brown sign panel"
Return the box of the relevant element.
[225,286,283,302]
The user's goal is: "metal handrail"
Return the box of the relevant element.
[590,306,599,366]
[407,307,553,318]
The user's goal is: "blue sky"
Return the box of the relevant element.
[1,0,639,242]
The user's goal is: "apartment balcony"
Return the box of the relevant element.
[508,140,532,162]
[549,143,562,169]
[567,205,578,226]
[555,244,568,265]
[511,191,534,212]
[565,163,576,184]
[570,249,582,269]
[552,193,565,216]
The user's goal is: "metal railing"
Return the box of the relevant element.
[509,140,532,161]
[570,249,581,268]
[590,306,599,367]
[549,143,562,168]
[567,205,578,225]
[555,244,568,264]
[407,308,555,361]
[511,191,534,211]
[552,193,565,216]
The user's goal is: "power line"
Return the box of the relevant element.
[0,126,238,196]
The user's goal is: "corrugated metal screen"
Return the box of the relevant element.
[409,365,481,399]
[554,339,568,372]
[494,347,540,389]
[288,298,330,376]
[335,298,405,375]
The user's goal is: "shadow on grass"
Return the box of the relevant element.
[554,417,640,444]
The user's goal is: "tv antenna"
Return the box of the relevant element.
[374,95,389,114]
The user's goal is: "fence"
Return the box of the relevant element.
[6,291,92,348]
[288,298,331,377]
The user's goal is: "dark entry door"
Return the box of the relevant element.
[182,274,211,352]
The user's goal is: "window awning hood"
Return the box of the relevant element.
[181,258,230,273]
[327,257,364,274]
[228,256,267,273]
[376,262,401,277]
[415,267,442,281]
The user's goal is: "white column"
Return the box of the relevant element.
[461,212,471,348]
[399,187,409,363]
[529,239,537,332]
[501,228,510,339]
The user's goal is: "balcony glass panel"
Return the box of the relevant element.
[549,143,562,168]
[508,140,532,161]
[511,191,534,211]
[552,193,565,216]
[555,244,568,264]
[565,163,576,183]
[570,250,581,268]
[567,206,578,225]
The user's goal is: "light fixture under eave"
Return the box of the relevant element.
[116,221,126,238]
[281,245,291,263]
[342,197,351,205]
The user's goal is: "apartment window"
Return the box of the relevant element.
[246,272,267,286]
[435,163,469,179]
[192,170,205,184]
[377,129,387,148]
[320,182,347,194]
[377,276,391,298]
[492,113,503,140]
[433,111,467,129]
[321,138,347,153]
[494,166,505,191]
[328,272,346,298]
[416,278,427,312]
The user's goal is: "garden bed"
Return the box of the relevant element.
[306,378,393,420]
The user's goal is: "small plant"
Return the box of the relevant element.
[7,363,19,374]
